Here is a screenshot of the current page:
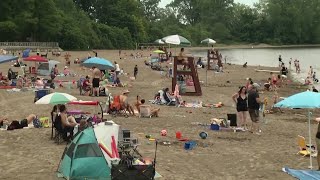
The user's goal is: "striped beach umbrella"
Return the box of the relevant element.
[35,92,77,105]
[162,35,191,45]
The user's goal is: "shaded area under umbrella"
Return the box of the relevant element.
[274,91,320,169]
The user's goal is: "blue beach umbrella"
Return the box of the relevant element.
[0,55,18,64]
[83,57,114,70]
[274,91,320,169]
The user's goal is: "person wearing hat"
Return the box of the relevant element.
[120,90,135,116]
[248,84,262,135]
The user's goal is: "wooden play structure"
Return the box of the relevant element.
[207,49,222,70]
[172,56,202,96]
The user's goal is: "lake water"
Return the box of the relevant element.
[191,47,320,83]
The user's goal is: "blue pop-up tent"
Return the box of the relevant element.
[0,55,18,64]
[22,49,30,58]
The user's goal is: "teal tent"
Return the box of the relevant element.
[57,127,111,180]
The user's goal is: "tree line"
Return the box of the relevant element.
[0,0,319,50]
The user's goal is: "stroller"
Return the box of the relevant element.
[109,95,129,118]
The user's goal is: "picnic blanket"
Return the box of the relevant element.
[282,167,320,180]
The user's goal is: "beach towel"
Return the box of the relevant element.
[282,167,320,180]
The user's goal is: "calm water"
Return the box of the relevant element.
[192,47,320,82]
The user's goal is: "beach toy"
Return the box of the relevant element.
[149,138,156,141]
[160,129,167,136]
[210,124,220,131]
[199,132,208,139]
[184,141,197,150]
[145,135,151,138]
[176,131,182,139]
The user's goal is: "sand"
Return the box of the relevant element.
[0,49,318,180]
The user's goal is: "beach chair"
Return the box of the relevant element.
[109,95,129,118]
[297,135,316,157]
[34,89,50,103]
[139,105,152,118]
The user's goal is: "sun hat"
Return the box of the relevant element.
[122,89,130,94]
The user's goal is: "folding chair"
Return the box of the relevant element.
[109,95,129,118]
[139,105,152,118]
[297,135,316,157]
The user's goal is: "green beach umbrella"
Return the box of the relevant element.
[201,38,216,45]
[35,92,77,105]
[162,35,191,45]
[153,50,165,54]
[154,39,165,44]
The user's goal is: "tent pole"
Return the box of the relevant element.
[308,110,313,169]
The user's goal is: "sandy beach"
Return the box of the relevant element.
[0,49,318,180]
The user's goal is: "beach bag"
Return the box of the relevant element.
[39,117,50,128]
[33,118,42,128]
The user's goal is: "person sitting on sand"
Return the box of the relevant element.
[243,62,248,68]
[0,76,11,86]
[35,77,44,88]
[120,90,135,116]
[305,76,312,85]
[82,76,92,94]
[4,114,38,130]
[136,97,160,117]
[312,86,318,92]
[264,78,272,91]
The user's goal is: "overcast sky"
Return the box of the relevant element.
[159,0,259,7]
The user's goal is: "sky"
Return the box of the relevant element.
[159,0,259,8]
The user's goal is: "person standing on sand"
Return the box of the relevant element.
[92,66,101,96]
[114,61,120,76]
[315,117,320,170]
[134,65,138,79]
[309,66,313,76]
[278,55,282,67]
[232,86,248,131]
[248,84,262,135]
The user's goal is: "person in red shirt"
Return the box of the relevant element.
[82,76,92,95]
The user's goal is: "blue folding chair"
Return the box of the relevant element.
[34,89,50,102]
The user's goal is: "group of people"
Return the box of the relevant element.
[232,84,262,135]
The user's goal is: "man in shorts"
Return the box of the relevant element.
[315,117,320,170]
[91,66,101,96]
[248,84,262,135]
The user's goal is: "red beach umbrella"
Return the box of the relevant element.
[23,55,48,62]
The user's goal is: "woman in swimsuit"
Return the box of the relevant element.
[232,86,248,130]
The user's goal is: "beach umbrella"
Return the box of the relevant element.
[0,55,18,64]
[274,91,320,169]
[83,57,114,70]
[162,35,191,45]
[201,38,216,45]
[153,50,165,54]
[35,92,77,105]
[154,39,165,44]
[23,55,48,62]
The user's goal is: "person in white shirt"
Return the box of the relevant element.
[114,61,120,76]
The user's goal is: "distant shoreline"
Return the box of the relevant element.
[188,44,320,51]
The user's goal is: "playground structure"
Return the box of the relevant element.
[172,56,202,96]
[207,49,223,70]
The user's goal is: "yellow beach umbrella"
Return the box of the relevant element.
[153,50,165,54]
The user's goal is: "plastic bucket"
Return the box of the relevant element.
[199,132,208,139]
[210,124,220,131]
[176,131,182,139]
[184,141,196,150]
